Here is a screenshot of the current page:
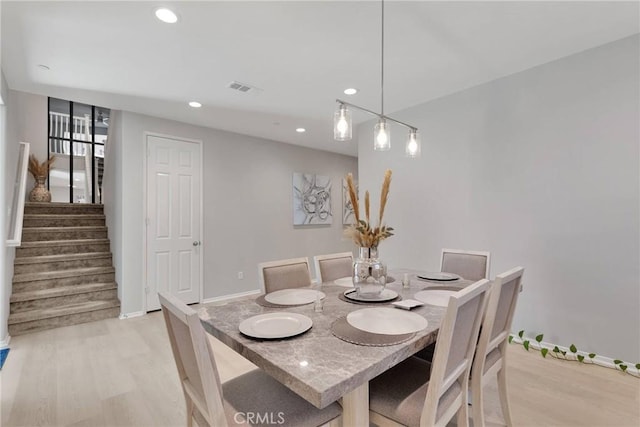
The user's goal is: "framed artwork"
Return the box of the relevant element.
[342,178,357,225]
[292,173,332,225]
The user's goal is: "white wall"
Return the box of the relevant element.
[102,110,123,305]
[0,74,9,347]
[6,91,47,193]
[1,89,43,343]
[0,0,7,347]
[357,35,639,361]
[1,83,26,347]
[115,112,357,314]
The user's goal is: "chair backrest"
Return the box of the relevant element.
[313,252,353,283]
[441,248,491,281]
[258,257,313,294]
[159,292,228,427]
[421,279,490,426]
[473,266,525,377]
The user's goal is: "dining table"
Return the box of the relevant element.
[199,269,473,426]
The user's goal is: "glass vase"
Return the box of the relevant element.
[353,246,387,297]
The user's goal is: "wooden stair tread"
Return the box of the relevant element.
[11,282,117,302]
[8,299,120,324]
[13,266,115,283]
[14,252,112,265]
[25,202,103,207]
[23,214,105,219]
[22,226,108,232]
[18,238,110,248]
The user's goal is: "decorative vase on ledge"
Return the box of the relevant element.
[29,176,51,202]
[353,246,387,297]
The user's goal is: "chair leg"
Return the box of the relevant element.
[185,394,194,427]
[456,400,470,427]
[470,375,485,427]
[497,367,514,427]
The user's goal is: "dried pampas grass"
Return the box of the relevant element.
[378,169,392,225]
[346,173,360,223]
[28,154,55,180]
[343,169,394,248]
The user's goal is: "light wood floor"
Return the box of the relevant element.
[1,308,638,427]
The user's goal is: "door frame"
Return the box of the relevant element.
[142,131,204,312]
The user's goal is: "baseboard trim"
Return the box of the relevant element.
[201,289,261,305]
[119,311,145,320]
[511,335,634,369]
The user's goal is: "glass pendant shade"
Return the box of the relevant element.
[333,104,352,141]
[374,118,390,151]
[405,129,421,158]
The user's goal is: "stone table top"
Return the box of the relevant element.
[199,270,472,409]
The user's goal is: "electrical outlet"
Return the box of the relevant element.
[237,271,244,280]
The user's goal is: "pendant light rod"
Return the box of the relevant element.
[336,99,417,132]
[381,0,384,116]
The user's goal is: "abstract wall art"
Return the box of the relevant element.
[292,173,332,225]
[342,178,357,225]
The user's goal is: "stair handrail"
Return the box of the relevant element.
[7,142,30,247]
[82,115,92,201]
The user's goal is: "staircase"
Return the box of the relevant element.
[9,202,120,336]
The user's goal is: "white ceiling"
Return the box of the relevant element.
[2,1,638,157]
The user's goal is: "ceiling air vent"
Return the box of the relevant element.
[227,81,261,94]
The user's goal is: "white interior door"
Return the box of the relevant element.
[146,135,201,311]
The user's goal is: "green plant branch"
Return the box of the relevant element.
[509,331,640,378]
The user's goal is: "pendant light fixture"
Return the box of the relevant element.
[333,103,352,141]
[333,0,420,158]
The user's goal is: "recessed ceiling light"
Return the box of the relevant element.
[155,8,178,24]
[296,128,306,133]
[344,88,358,95]
[188,101,202,108]
[37,64,50,70]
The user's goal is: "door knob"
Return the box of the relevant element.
[193,241,201,246]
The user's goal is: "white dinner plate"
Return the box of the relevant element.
[417,272,461,281]
[413,289,458,307]
[346,307,428,335]
[239,312,313,339]
[264,289,326,305]
[334,277,355,287]
[344,288,398,302]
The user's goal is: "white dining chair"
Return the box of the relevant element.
[416,249,490,362]
[440,248,491,281]
[158,292,342,427]
[313,252,353,283]
[369,279,491,427]
[470,266,525,427]
[257,257,313,294]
